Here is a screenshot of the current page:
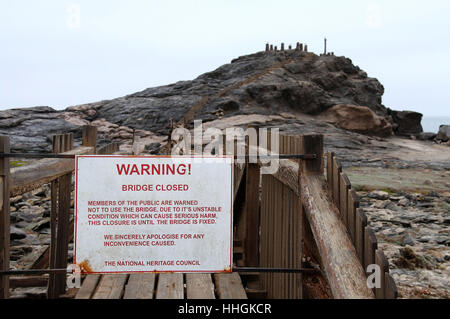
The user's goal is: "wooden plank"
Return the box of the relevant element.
[48,136,60,298]
[186,274,215,299]
[261,174,267,293]
[364,227,378,271]
[327,152,334,197]
[355,208,368,265]
[0,136,10,299]
[332,158,342,209]
[293,136,303,299]
[214,273,247,299]
[384,273,398,299]
[300,134,323,174]
[268,175,275,298]
[59,135,65,154]
[245,163,260,267]
[283,135,291,298]
[339,173,351,224]
[273,176,280,298]
[233,163,246,202]
[48,173,72,298]
[75,275,101,299]
[64,134,72,152]
[156,273,184,299]
[299,135,373,299]
[9,276,48,288]
[375,249,389,299]
[82,125,97,151]
[92,274,128,299]
[10,146,95,197]
[123,274,156,299]
[348,190,359,244]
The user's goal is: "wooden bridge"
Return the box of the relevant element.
[0,126,397,299]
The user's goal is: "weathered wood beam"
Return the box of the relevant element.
[10,146,95,197]
[299,134,373,299]
[299,173,374,299]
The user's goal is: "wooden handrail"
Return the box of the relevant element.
[9,146,95,197]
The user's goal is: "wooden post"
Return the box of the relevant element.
[47,136,60,298]
[82,125,97,153]
[48,173,72,298]
[64,134,71,152]
[332,158,342,208]
[355,208,367,265]
[348,190,360,244]
[384,273,398,299]
[300,135,323,174]
[375,249,389,299]
[364,227,378,271]
[326,152,334,197]
[339,173,351,223]
[0,136,10,299]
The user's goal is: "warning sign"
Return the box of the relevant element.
[74,156,233,274]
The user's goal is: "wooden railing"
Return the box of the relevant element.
[232,132,398,299]
[326,152,398,299]
[0,126,120,299]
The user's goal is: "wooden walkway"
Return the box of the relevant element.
[75,273,247,299]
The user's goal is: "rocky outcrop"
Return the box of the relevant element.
[321,104,393,137]
[390,110,423,135]
[1,50,392,153]
[436,125,450,142]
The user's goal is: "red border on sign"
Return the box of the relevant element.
[74,155,234,275]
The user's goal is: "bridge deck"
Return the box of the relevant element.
[75,273,247,299]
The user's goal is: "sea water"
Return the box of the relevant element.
[421,116,450,133]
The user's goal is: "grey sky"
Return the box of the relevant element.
[1,0,449,116]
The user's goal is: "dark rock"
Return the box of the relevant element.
[402,233,416,246]
[390,110,423,135]
[368,191,390,200]
[10,226,27,240]
[31,218,51,232]
[417,132,436,141]
[427,191,440,198]
[144,142,161,155]
[436,125,450,142]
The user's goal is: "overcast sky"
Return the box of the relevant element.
[1,0,449,116]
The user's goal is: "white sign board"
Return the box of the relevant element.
[74,156,233,274]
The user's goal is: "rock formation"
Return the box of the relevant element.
[1,49,394,153]
[437,125,450,142]
[321,104,393,137]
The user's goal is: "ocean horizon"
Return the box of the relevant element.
[421,116,450,133]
